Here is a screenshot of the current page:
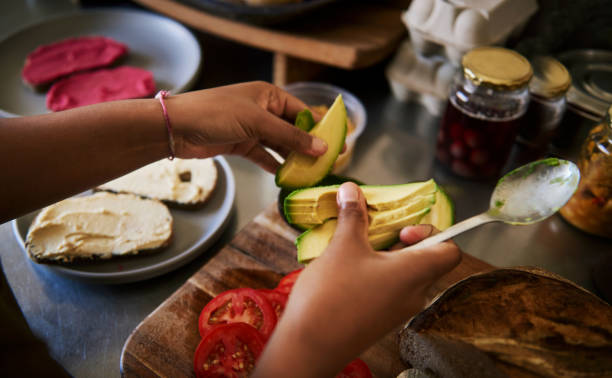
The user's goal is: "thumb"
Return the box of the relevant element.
[331,183,369,245]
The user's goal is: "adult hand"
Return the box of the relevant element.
[254,182,462,377]
[166,81,327,172]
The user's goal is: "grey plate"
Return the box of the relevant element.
[0,8,201,117]
[12,157,235,284]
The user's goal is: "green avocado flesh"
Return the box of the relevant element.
[285,179,436,228]
[275,95,347,189]
[297,221,403,264]
[293,180,454,264]
[420,186,454,231]
[297,219,338,263]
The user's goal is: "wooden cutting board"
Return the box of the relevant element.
[120,203,493,377]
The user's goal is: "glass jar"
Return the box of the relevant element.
[518,56,570,153]
[559,106,612,238]
[436,47,532,179]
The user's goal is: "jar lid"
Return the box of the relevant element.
[529,56,571,98]
[558,49,612,120]
[462,47,533,90]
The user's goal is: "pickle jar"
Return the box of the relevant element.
[560,106,612,238]
[436,47,532,179]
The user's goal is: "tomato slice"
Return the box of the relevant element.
[194,323,264,378]
[274,268,303,295]
[198,288,277,340]
[336,358,372,378]
[257,289,288,319]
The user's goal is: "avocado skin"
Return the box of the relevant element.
[277,175,364,231]
[294,109,315,132]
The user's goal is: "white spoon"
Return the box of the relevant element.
[402,158,580,251]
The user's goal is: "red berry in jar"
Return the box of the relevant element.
[435,47,532,180]
[450,140,467,159]
[463,128,483,148]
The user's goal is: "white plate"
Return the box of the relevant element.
[0,8,201,117]
[12,157,235,284]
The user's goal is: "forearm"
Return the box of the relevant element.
[0,99,169,223]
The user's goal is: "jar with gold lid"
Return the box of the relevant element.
[436,47,533,179]
[560,106,612,238]
[518,56,571,152]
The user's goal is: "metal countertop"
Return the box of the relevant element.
[1,2,610,377]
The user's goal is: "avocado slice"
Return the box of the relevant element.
[362,179,437,211]
[298,220,399,264]
[296,219,338,263]
[369,230,400,250]
[285,179,436,207]
[290,193,434,228]
[419,185,454,230]
[284,180,437,229]
[275,95,347,189]
[368,207,430,235]
[277,174,364,231]
[294,109,316,132]
[368,195,435,228]
[297,206,428,264]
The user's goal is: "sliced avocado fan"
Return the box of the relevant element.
[285,179,437,228]
[292,180,455,264]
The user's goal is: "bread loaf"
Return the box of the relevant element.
[97,158,217,207]
[399,267,612,378]
[26,192,173,263]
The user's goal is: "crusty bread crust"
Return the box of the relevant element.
[400,267,612,378]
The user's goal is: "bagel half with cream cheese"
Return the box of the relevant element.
[96,158,218,208]
[26,192,173,263]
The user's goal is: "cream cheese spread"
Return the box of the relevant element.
[97,158,217,205]
[26,192,172,263]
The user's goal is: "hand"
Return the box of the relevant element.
[165,81,327,172]
[254,182,462,377]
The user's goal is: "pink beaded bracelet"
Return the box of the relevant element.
[155,90,176,160]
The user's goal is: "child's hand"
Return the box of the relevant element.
[166,81,327,172]
[254,182,462,377]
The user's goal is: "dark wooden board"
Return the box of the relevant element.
[120,203,494,377]
[134,0,409,69]
[133,0,410,85]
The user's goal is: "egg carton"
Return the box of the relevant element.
[386,40,455,116]
[403,0,538,65]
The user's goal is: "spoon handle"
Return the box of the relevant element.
[398,212,496,252]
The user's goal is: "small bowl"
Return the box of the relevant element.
[284,82,367,173]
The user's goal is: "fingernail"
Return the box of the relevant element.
[310,137,327,155]
[338,183,359,204]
